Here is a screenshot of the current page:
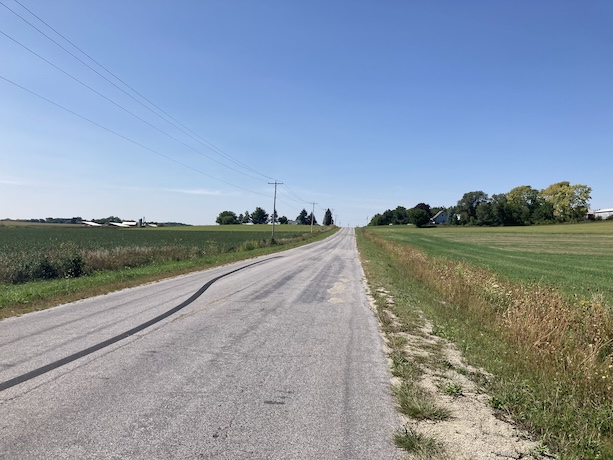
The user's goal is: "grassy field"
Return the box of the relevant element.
[368,221,613,306]
[0,222,335,317]
[357,221,613,459]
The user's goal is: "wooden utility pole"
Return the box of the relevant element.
[310,202,318,233]
[269,181,283,240]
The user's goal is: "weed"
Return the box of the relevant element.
[395,382,451,421]
[443,382,463,397]
[394,425,444,457]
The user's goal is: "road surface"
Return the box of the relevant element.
[0,228,401,459]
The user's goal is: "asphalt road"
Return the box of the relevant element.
[0,227,402,459]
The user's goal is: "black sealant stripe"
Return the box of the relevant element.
[0,258,275,392]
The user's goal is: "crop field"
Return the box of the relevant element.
[367,220,613,305]
[0,223,326,285]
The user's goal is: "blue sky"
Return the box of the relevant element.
[1,1,611,226]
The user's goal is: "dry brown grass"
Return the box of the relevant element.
[372,232,613,398]
[363,229,613,456]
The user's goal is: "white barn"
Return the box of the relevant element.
[590,208,613,220]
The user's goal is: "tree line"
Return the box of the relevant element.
[369,181,594,227]
[369,203,445,227]
[216,208,335,226]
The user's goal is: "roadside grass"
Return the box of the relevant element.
[357,225,613,459]
[362,239,454,457]
[0,226,336,319]
[395,380,451,421]
[394,425,444,459]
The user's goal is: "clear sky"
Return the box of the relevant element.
[1,1,611,226]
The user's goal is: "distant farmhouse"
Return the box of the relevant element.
[430,210,448,225]
[588,208,613,220]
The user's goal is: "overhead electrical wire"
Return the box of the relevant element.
[0,73,269,199]
[1,0,276,182]
[280,184,309,204]
[1,0,322,218]
[0,27,269,183]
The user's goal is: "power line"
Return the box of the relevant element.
[0,27,268,182]
[2,1,323,218]
[0,73,269,198]
[2,0,276,182]
[280,184,309,203]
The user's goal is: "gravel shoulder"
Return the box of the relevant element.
[366,285,551,460]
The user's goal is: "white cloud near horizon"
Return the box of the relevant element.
[165,188,222,196]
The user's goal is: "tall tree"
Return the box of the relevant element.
[407,207,430,228]
[456,191,489,224]
[323,208,334,226]
[307,212,318,226]
[414,203,432,217]
[369,213,387,226]
[216,210,239,225]
[297,209,309,225]
[392,206,409,225]
[251,207,269,224]
[507,185,542,225]
[541,181,592,222]
[241,211,251,224]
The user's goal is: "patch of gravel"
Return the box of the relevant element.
[368,286,551,460]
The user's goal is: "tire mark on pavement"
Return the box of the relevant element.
[0,257,278,392]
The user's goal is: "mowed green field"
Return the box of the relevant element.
[367,221,613,305]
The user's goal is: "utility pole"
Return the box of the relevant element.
[310,202,318,233]
[268,181,283,240]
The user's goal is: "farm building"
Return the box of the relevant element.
[430,210,448,225]
[588,208,613,220]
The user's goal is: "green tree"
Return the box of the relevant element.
[475,201,495,226]
[369,213,386,226]
[216,210,239,225]
[407,208,430,228]
[369,209,394,226]
[456,191,489,224]
[532,200,555,223]
[392,206,409,225]
[507,185,542,225]
[323,208,334,226]
[241,211,251,224]
[307,212,318,226]
[541,181,592,222]
[94,216,122,224]
[279,216,288,224]
[251,207,269,224]
[414,203,432,217]
[297,209,309,225]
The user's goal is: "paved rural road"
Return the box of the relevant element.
[0,228,402,459]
